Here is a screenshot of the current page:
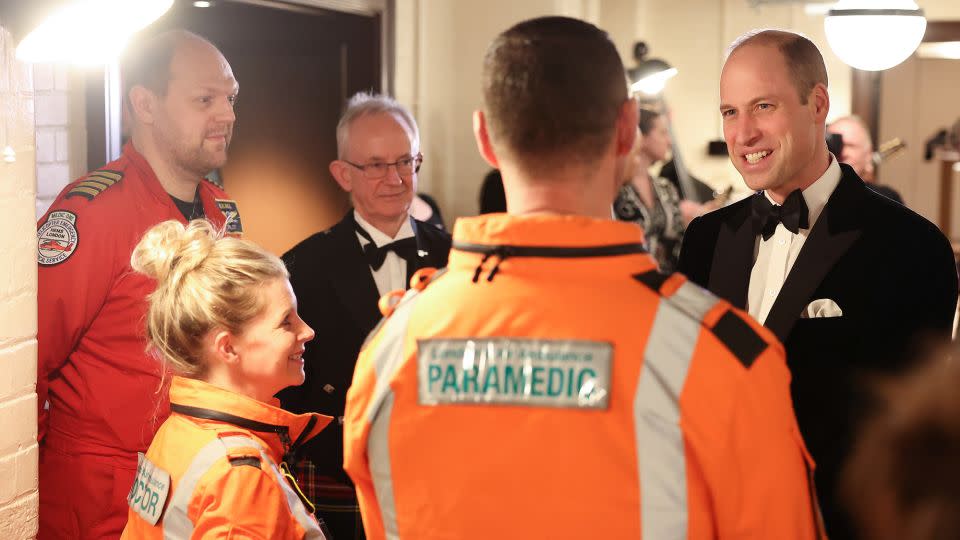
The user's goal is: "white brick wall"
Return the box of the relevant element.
[34,62,84,219]
[0,26,40,540]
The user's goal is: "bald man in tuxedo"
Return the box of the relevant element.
[678,29,957,540]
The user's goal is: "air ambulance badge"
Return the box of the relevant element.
[215,199,243,235]
[37,210,79,266]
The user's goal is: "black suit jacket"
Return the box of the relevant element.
[278,211,451,482]
[678,164,958,540]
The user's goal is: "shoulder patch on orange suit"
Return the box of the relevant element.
[633,268,767,368]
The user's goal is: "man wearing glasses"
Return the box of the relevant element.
[279,91,451,540]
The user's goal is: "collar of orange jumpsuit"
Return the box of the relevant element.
[168,376,330,459]
[449,213,654,284]
[453,212,648,247]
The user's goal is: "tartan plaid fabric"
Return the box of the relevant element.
[293,460,365,539]
[293,459,360,507]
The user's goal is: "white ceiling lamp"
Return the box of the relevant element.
[16,0,174,64]
[824,0,927,71]
[627,42,678,97]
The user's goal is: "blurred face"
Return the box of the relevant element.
[335,112,419,226]
[828,119,873,179]
[620,127,644,185]
[231,279,315,400]
[152,39,239,177]
[719,43,827,198]
[641,115,671,163]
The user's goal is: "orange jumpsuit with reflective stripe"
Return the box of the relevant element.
[344,214,824,540]
[120,377,332,539]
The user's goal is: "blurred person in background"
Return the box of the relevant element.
[828,115,903,204]
[844,352,960,540]
[615,107,686,272]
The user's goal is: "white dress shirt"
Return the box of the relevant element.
[747,156,842,324]
[354,210,416,297]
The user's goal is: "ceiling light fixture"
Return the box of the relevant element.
[16,0,174,64]
[627,42,677,97]
[824,0,926,71]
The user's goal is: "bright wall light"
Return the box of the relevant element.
[630,68,678,96]
[824,0,926,71]
[193,1,213,7]
[917,42,960,60]
[16,0,173,64]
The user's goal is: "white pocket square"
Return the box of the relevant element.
[801,298,843,318]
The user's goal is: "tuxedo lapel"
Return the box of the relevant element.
[328,213,382,333]
[708,200,756,309]
[763,171,865,341]
[408,219,450,283]
[407,219,424,284]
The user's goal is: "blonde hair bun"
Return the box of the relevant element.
[131,220,217,286]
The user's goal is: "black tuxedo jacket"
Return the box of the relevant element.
[678,164,958,540]
[278,211,451,482]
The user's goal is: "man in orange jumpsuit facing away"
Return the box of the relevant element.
[343,16,825,540]
[37,30,242,539]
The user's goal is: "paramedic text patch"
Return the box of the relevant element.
[418,338,611,409]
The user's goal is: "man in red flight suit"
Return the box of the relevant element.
[36,30,243,539]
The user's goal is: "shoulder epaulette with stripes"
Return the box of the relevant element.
[65,170,124,201]
[633,268,767,368]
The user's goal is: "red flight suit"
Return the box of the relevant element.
[36,142,242,539]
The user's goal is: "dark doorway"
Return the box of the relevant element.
[92,0,381,254]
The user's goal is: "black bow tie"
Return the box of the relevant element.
[355,224,418,270]
[751,189,810,240]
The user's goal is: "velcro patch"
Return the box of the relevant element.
[711,310,767,368]
[127,452,171,526]
[225,444,262,467]
[228,456,262,469]
[632,269,671,293]
[418,338,612,409]
[37,210,79,266]
[215,199,243,235]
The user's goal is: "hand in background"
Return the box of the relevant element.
[679,199,717,225]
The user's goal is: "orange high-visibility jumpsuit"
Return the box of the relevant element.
[344,214,824,540]
[120,377,332,539]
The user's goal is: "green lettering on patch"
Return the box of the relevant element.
[427,364,442,391]
[482,365,500,394]
[417,338,612,409]
[127,453,171,526]
[503,365,523,395]
[441,364,459,394]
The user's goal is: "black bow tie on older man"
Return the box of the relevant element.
[751,189,810,241]
[354,223,418,270]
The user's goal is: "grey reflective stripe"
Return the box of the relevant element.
[163,436,251,539]
[368,392,398,540]
[359,268,447,353]
[262,454,328,539]
[362,288,423,540]
[162,435,326,540]
[635,281,719,539]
